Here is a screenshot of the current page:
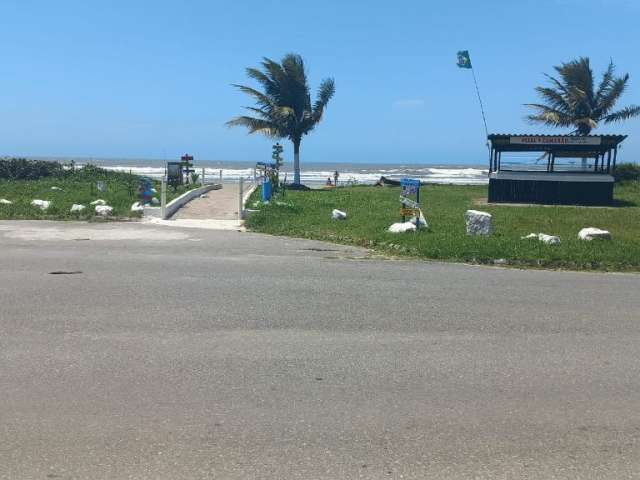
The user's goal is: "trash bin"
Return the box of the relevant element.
[262,178,272,202]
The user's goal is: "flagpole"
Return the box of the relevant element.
[470,67,489,140]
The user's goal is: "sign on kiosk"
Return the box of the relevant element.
[510,136,602,146]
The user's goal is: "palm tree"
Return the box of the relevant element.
[525,57,640,135]
[227,54,335,185]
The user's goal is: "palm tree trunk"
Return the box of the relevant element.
[293,140,301,185]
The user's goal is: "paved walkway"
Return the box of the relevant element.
[171,184,241,220]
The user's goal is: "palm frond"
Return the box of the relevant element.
[558,57,594,103]
[595,60,616,103]
[543,73,570,96]
[245,67,275,91]
[225,116,281,137]
[603,105,640,123]
[524,104,574,127]
[596,75,629,117]
[313,78,336,114]
[535,86,570,113]
[231,84,274,108]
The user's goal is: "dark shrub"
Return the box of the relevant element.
[0,158,65,180]
[613,163,640,183]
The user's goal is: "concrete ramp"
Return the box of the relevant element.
[146,183,255,230]
[171,184,242,220]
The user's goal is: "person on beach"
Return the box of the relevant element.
[326,177,333,186]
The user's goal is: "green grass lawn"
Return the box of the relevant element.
[246,182,640,271]
[0,171,193,220]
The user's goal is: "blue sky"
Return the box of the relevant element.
[1,0,639,165]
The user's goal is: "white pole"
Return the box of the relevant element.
[238,176,244,222]
[161,177,167,219]
[219,169,223,185]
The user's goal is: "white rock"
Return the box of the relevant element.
[388,221,417,233]
[521,233,539,240]
[151,197,160,206]
[95,205,113,216]
[199,194,208,199]
[331,209,347,220]
[31,199,50,210]
[131,202,144,213]
[90,199,106,206]
[578,227,611,241]
[50,186,62,191]
[151,188,158,194]
[521,232,561,245]
[0,198,12,205]
[538,233,561,245]
[70,204,86,213]
[465,210,493,236]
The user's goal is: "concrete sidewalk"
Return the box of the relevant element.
[171,184,242,220]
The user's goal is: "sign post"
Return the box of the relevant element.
[180,154,195,184]
[399,178,421,225]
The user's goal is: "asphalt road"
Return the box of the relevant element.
[1,221,639,479]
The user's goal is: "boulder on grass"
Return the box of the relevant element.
[465,210,493,236]
[95,205,113,217]
[521,232,561,245]
[388,222,417,233]
[578,227,611,241]
[90,199,106,206]
[331,209,347,220]
[0,198,12,205]
[50,186,62,191]
[151,197,160,206]
[31,199,50,210]
[538,233,561,245]
[70,204,86,213]
[131,202,144,213]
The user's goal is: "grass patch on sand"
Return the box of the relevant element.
[246,183,640,271]
[0,166,192,220]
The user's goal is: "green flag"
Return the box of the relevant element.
[456,50,472,69]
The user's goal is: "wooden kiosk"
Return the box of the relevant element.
[487,134,626,205]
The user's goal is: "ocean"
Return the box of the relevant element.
[36,157,490,186]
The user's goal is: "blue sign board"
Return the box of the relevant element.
[399,178,421,220]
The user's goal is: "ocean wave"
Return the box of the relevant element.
[90,164,489,185]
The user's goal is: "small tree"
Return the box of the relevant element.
[269,142,284,188]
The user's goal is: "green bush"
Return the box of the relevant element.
[613,163,640,183]
[0,158,64,180]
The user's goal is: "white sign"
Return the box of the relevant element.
[510,136,601,146]
[399,196,420,209]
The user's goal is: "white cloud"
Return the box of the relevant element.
[392,99,425,108]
